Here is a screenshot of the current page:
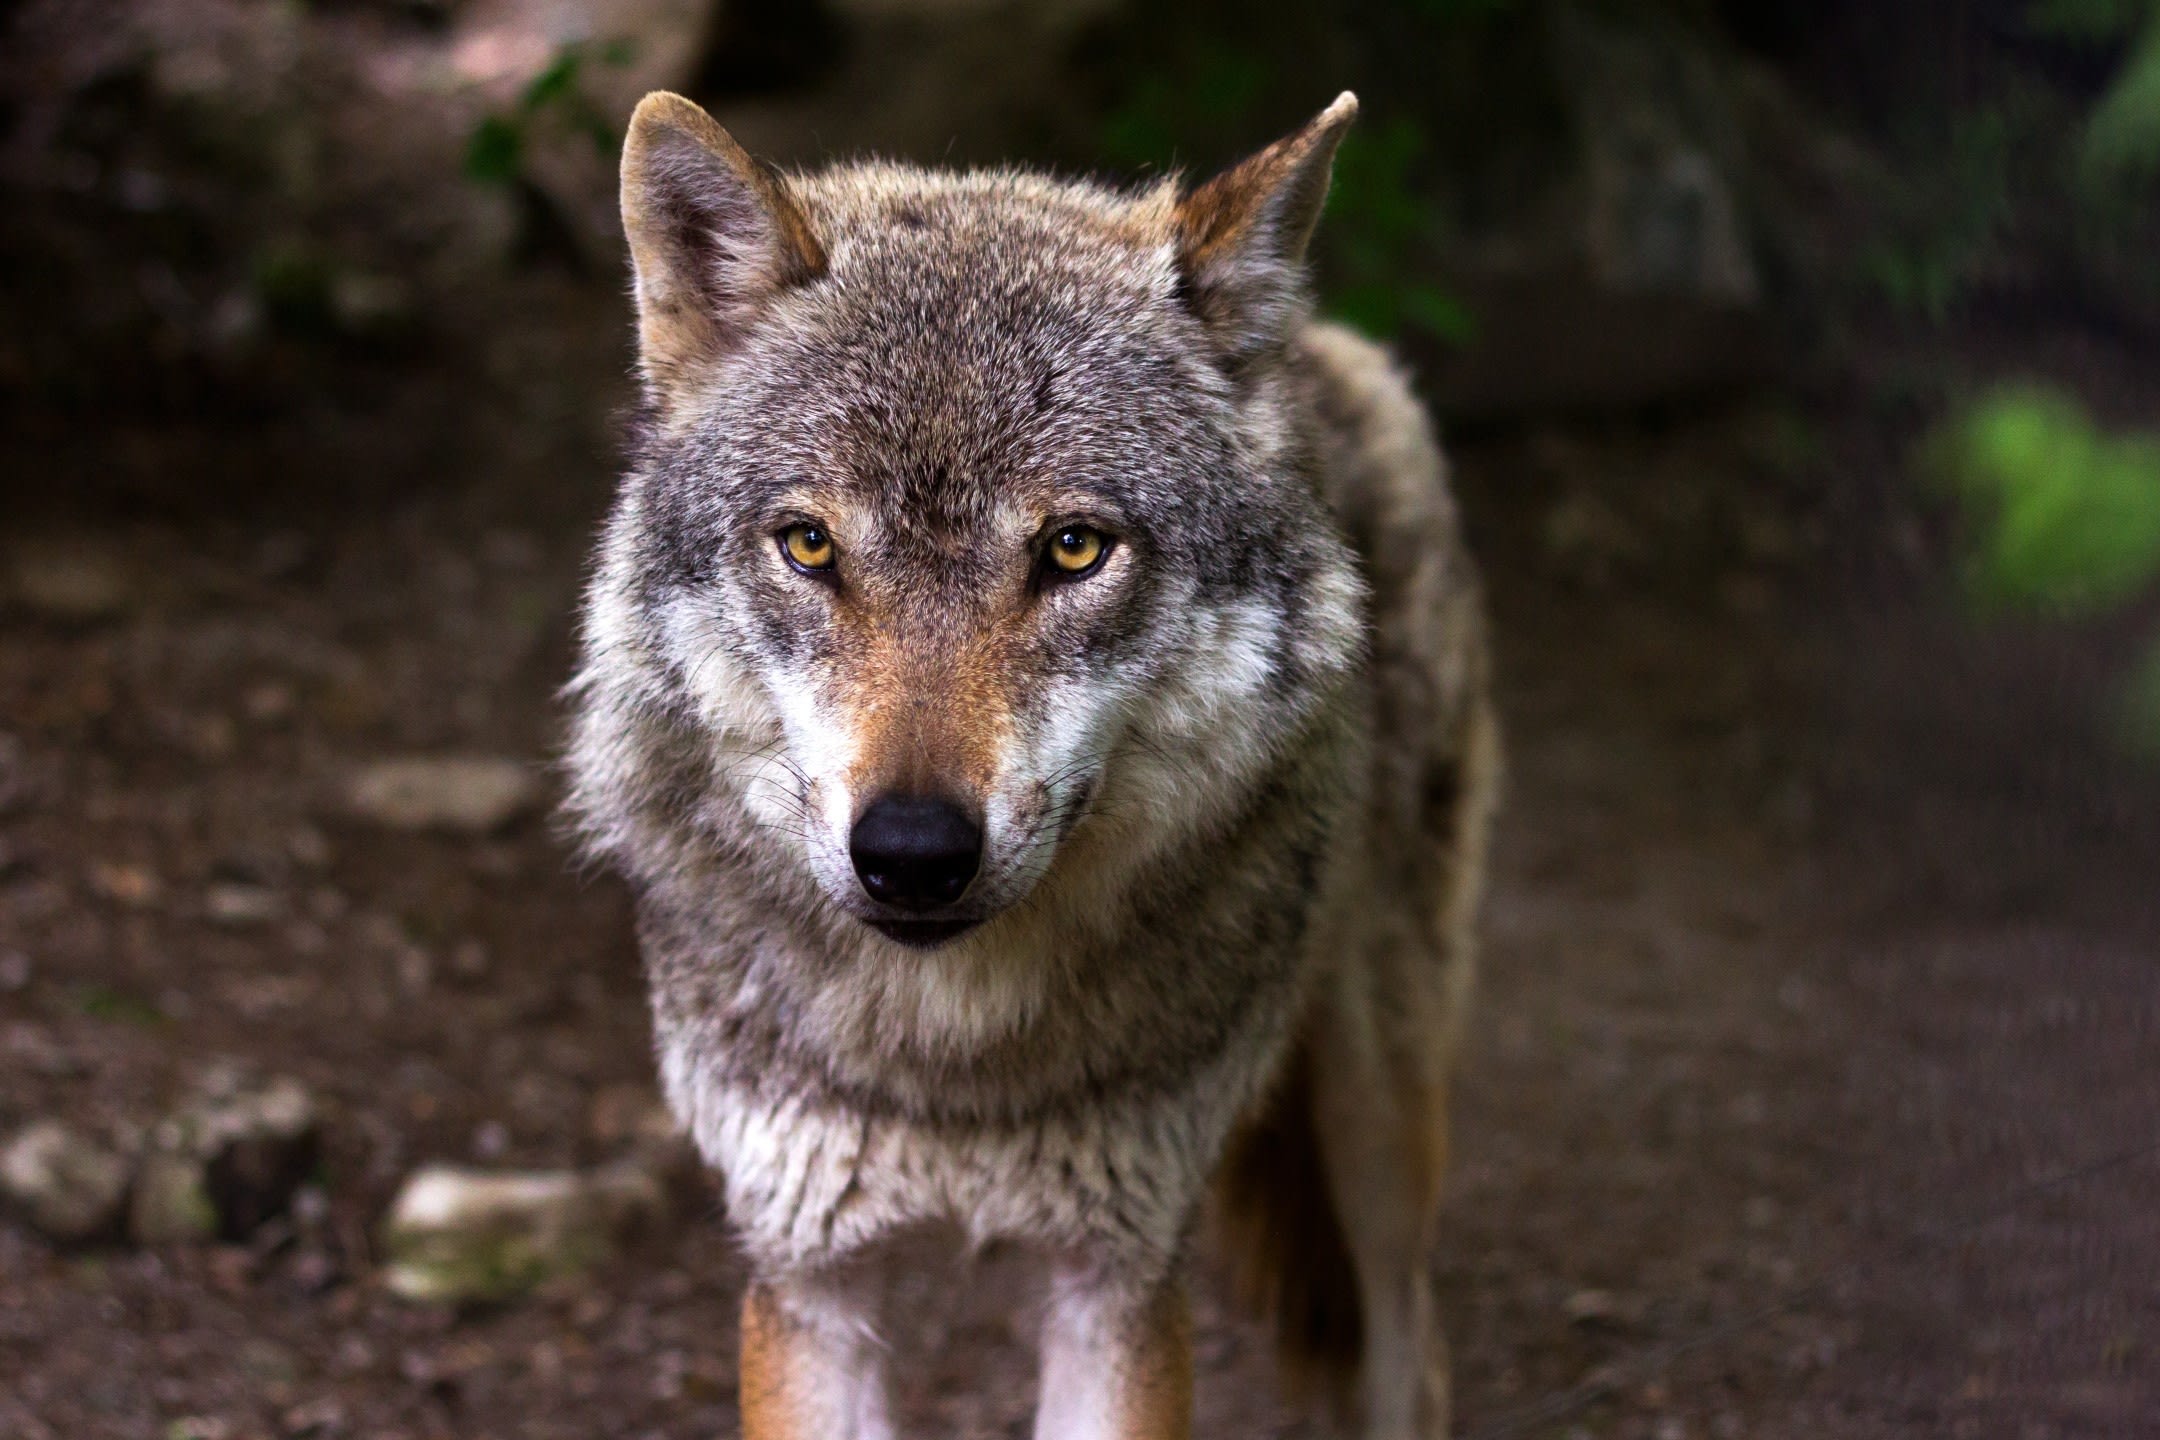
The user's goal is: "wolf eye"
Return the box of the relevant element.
[1045,526,1109,577]
[779,523,836,574]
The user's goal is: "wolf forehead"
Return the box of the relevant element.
[643,166,1256,535]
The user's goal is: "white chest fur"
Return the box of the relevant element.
[658,1031,1276,1279]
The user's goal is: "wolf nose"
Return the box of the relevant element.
[850,795,983,912]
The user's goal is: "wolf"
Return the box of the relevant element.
[565,87,1500,1440]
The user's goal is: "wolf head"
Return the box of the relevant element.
[573,93,1367,953]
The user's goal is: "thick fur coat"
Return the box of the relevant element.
[565,90,1498,1440]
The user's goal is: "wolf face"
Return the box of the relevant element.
[580,95,1368,956]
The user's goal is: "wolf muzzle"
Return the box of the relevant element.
[849,793,983,912]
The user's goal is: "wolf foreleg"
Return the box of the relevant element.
[740,1278,895,1440]
[1034,1266,1193,1440]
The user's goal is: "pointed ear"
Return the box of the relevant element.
[1173,92,1357,360]
[619,91,825,403]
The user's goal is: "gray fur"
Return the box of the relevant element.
[567,91,1496,1439]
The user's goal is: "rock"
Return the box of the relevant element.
[380,1161,670,1304]
[1,1120,132,1241]
[1562,1288,1635,1330]
[204,882,284,927]
[327,270,415,341]
[344,756,539,834]
[131,1075,321,1244]
[6,537,132,621]
[1554,8,1759,308]
[87,860,162,907]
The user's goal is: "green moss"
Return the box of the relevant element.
[1930,386,2160,615]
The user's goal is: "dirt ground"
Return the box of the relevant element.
[5,281,2157,1439]
[4,4,2160,1432]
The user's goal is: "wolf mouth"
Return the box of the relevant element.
[866,916,982,948]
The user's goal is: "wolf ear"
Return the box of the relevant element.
[1173,92,1357,361]
[619,91,825,403]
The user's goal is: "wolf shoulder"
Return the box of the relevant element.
[1290,320,1466,564]
[1289,319,1484,686]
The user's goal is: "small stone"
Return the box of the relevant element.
[281,1397,346,1436]
[394,946,433,996]
[88,861,161,907]
[243,681,296,725]
[0,1120,131,1241]
[1563,1288,1630,1329]
[0,949,31,991]
[344,756,539,834]
[380,1161,670,1304]
[132,1075,321,1244]
[131,1148,221,1244]
[328,271,414,339]
[8,537,132,621]
[205,883,284,927]
[448,939,490,983]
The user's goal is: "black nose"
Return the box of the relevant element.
[850,795,983,912]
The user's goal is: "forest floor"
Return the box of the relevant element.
[3,276,2156,1440]
[4,2,2160,1431]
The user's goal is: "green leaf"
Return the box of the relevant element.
[1400,283,1478,344]
[1329,281,1405,339]
[1934,385,2160,614]
[465,114,524,185]
[521,49,584,111]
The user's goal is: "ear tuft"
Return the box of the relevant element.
[1174,92,1358,361]
[619,92,825,405]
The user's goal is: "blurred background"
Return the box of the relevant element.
[3,1,2157,1436]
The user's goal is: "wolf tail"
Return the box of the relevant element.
[1213,1038,1363,1406]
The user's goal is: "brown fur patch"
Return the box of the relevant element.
[738,1284,811,1440]
[1212,1037,1364,1404]
[1174,92,1357,275]
[1121,1281,1196,1440]
[835,602,1020,806]
[619,93,827,401]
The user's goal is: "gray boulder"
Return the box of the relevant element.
[380,1160,670,1304]
[131,1075,320,1244]
[0,1120,131,1241]
[343,755,538,834]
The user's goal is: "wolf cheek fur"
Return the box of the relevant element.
[565,86,1499,1440]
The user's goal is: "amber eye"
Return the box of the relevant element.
[1046,526,1109,577]
[780,523,836,573]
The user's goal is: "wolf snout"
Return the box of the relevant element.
[849,794,983,912]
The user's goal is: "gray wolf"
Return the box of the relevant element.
[565,87,1499,1440]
